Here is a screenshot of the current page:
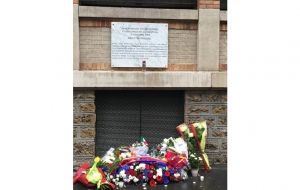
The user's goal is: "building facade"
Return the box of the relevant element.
[73,0,227,168]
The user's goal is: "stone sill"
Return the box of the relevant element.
[79,6,198,20]
[79,6,227,22]
[73,71,227,88]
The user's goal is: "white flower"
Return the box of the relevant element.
[129,175,133,180]
[153,175,156,179]
[119,170,126,178]
[139,163,146,170]
[163,138,170,144]
[118,182,124,188]
[174,173,180,178]
[116,174,120,178]
[110,175,113,179]
[157,171,162,177]
[133,177,139,183]
[130,166,134,169]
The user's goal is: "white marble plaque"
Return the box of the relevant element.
[111,22,168,68]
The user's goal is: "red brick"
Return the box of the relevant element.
[80,19,197,30]
[168,64,197,71]
[219,64,227,71]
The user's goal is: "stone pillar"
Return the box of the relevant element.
[219,21,227,71]
[197,0,220,71]
[185,90,227,165]
[73,1,80,70]
[73,90,96,168]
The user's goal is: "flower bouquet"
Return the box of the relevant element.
[129,136,149,156]
[151,137,188,169]
[188,152,202,177]
[109,157,187,188]
[74,121,211,189]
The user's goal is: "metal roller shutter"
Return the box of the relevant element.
[95,91,184,156]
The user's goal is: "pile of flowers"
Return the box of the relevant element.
[108,157,188,188]
[74,122,210,190]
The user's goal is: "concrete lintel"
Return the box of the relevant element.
[73,4,80,70]
[79,6,198,20]
[211,72,227,87]
[220,11,227,21]
[197,9,220,71]
[74,71,211,88]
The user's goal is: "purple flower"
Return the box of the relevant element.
[163,177,170,185]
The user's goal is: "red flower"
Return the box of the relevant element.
[153,170,157,175]
[146,164,150,170]
[150,165,154,170]
[147,172,153,179]
[164,171,170,177]
[138,174,143,180]
[149,179,156,187]
[128,169,135,176]
[156,176,162,182]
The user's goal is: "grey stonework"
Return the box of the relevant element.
[73,90,96,168]
[185,90,227,165]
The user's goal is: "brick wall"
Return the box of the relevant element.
[185,90,227,165]
[198,0,220,9]
[79,20,197,71]
[73,90,96,167]
[219,22,227,71]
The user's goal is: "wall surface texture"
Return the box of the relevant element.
[79,26,197,71]
[185,90,227,164]
[73,90,96,167]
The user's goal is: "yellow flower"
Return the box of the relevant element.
[94,156,101,163]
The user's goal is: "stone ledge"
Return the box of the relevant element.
[74,71,212,88]
[220,11,227,21]
[79,6,198,20]
[211,72,227,87]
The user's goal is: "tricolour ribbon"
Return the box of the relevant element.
[176,121,211,172]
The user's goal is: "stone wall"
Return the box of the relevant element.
[185,90,227,165]
[73,90,96,167]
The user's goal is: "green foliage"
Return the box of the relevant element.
[96,160,106,168]
[108,157,121,174]
[188,152,201,169]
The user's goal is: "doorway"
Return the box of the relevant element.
[95,91,184,156]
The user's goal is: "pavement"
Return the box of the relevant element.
[74,165,227,190]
